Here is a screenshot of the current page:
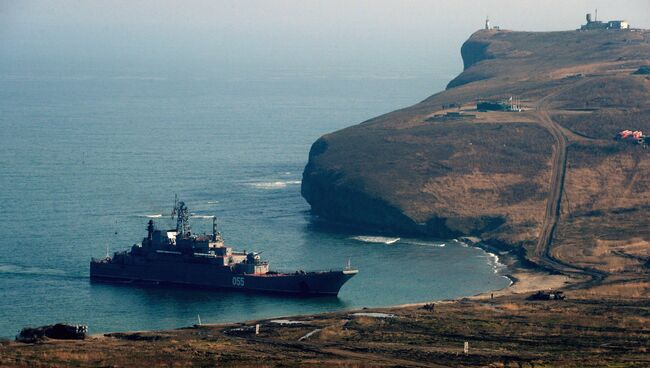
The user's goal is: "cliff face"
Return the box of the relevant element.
[302,29,650,256]
[446,39,494,88]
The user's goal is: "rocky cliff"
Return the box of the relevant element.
[302,28,650,269]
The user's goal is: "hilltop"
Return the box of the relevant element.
[302,28,650,295]
[2,28,650,368]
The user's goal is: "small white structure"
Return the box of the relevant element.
[607,20,629,30]
[485,16,490,30]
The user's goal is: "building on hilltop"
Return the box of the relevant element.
[476,96,522,112]
[484,16,500,31]
[580,12,629,30]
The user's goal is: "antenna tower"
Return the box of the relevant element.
[175,201,191,236]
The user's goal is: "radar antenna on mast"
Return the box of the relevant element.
[174,200,191,237]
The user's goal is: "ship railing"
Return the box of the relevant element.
[193,252,217,258]
[268,268,350,275]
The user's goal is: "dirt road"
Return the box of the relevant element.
[534,97,606,285]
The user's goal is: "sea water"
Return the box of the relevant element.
[0,68,510,337]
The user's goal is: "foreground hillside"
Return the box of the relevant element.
[302,28,650,295]
[2,294,649,367]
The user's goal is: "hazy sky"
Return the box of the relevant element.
[1,1,649,77]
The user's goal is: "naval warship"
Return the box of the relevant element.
[90,200,358,295]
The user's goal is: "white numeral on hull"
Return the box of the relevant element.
[232,276,245,287]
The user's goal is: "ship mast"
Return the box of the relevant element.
[175,201,191,237]
[171,193,178,219]
[147,219,154,240]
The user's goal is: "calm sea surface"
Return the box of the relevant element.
[0,68,510,337]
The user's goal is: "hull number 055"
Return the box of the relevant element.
[232,276,245,287]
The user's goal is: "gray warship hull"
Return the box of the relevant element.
[90,200,358,296]
[90,260,357,296]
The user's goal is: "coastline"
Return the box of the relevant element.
[458,237,572,299]
[92,236,560,337]
[3,25,650,366]
[80,246,557,337]
[2,236,543,341]
[3,257,645,367]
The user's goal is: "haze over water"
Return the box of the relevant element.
[2,1,649,337]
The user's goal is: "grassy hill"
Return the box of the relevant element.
[302,28,650,291]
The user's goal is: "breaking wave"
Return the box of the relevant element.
[351,236,400,245]
[482,252,507,274]
[247,180,301,189]
[399,239,446,247]
[190,215,215,219]
[207,200,220,204]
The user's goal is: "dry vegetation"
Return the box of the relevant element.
[2,295,648,367]
[4,29,650,367]
[304,29,650,244]
[303,28,650,286]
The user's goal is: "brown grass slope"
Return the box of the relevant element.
[3,296,648,367]
[302,29,650,285]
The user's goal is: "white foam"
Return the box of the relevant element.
[190,215,215,219]
[400,239,446,247]
[247,180,301,189]
[207,201,220,204]
[137,214,163,218]
[351,236,400,245]
[483,252,507,274]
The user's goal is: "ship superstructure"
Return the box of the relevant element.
[90,200,357,295]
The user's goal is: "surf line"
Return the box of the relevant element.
[351,236,400,245]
